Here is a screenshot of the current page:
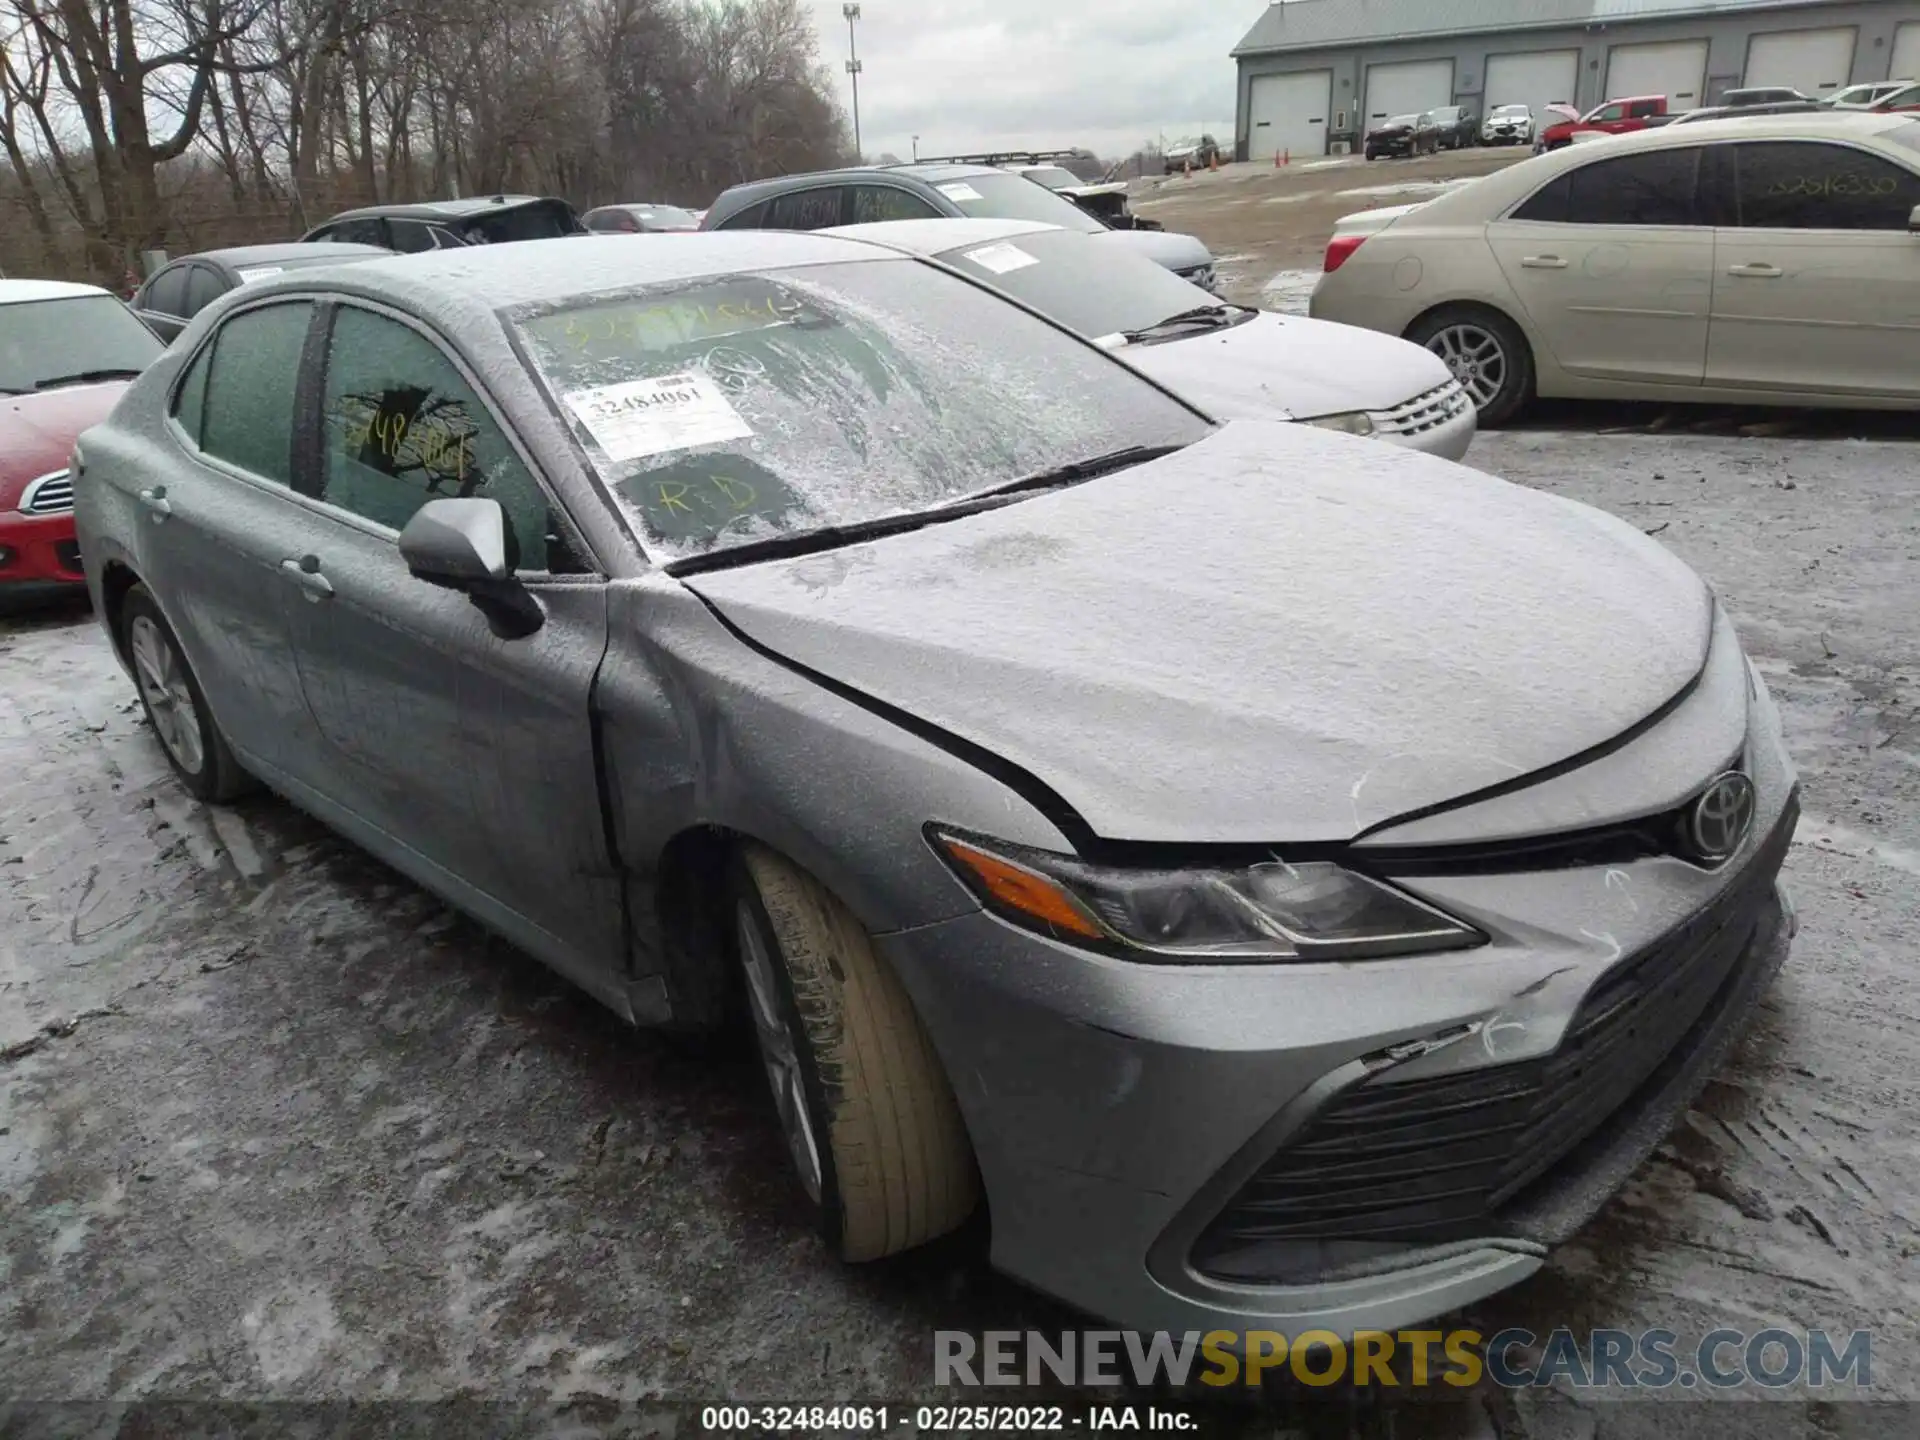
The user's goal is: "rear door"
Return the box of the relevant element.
[1489,144,1714,384]
[275,298,623,980]
[134,264,192,341]
[1704,139,1920,399]
[138,302,319,771]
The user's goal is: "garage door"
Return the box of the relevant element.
[1483,49,1580,122]
[1364,58,1455,126]
[1248,70,1332,159]
[1605,38,1708,105]
[1892,21,1920,83]
[1745,26,1856,96]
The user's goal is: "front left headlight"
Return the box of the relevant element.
[932,830,1484,963]
[1301,411,1376,437]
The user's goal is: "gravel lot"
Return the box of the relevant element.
[4,421,1918,1436]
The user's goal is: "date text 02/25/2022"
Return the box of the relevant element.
[699,1404,1198,1432]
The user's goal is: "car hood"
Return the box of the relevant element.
[681,422,1712,845]
[1094,228,1212,271]
[1120,311,1454,421]
[1060,181,1128,199]
[0,382,129,510]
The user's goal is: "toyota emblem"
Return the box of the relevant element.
[1686,772,1757,863]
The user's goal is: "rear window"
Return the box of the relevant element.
[923,172,1107,233]
[509,259,1207,562]
[457,201,580,244]
[935,229,1217,339]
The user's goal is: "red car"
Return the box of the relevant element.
[1538,94,1669,150]
[0,280,162,598]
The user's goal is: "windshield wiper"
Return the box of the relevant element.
[1119,305,1246,343]
[34,368,144,390]
[666,444,1186,578]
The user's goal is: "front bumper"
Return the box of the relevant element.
[0,509,84,588]
[886,724,1796,1338]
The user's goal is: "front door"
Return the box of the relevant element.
[1705,139,1920,400]
[1490,144,1713,385]
[275,300,624,981]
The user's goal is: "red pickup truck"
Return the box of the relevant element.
[1538,95,1669,150]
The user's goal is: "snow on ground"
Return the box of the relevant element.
[1260,269,1321,315]
[4,426,1918,1425]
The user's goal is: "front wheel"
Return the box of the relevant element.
[1406,306,1535,427]
[731,844,978,1261]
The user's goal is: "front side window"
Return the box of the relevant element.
[1514,147,1702,225]
[1628,99,1661,118]
[924,172,1108,233]
[1725,141,1920,229]
[714,199,771,230]
[386,219,441,253]
[1592,103,1626,123]
[511,259,1210,563]
[199,302,312,484]
[849,185,942,223]
[323,218,387,246]
[318,306,564,571]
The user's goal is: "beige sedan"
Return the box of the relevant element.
[1309,112,1920,424]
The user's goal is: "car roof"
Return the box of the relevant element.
[1588,108,1911,147]
[239,231,907,324]
[821,217,1061,254]
[177,241,394,267]
[320,194,561,223]
[0,278,111,305]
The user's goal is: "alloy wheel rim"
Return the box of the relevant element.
[736,901,825,1204]
[1426,324,1508,409]
[128,615,205,775]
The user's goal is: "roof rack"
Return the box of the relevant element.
[893,149,1088,169]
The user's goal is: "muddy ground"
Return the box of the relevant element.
[5,421,1917,1437]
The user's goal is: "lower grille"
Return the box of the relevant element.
[1370,381,1473,437]
[53,539,82,573]
[1192,793,1797,1273]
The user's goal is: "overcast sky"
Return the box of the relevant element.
[801,0,1251,162]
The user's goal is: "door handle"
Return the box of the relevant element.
[138,485,170,520]
[279,555,335,601]
[1521,255,1569,269]
[1728,262,1782,278]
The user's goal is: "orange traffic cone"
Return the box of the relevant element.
[1284,148,1291,165]
[1209,152,1218,171]
[1274,149,1281,167]
[1183,158,1191,177]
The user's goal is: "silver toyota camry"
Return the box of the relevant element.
[72,232,1798,1340]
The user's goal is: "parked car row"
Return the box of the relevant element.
[1366,105,1477,158]
[62,210,1801,1347]
[1314,112,1920,424]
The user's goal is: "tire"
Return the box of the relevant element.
[119,583,252,802]
[732,843,978,1261]
[1405,305,1536,428]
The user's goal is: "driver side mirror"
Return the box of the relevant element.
[398,497,544,639]
[399,497,512,585]
[1910,204,1920,234]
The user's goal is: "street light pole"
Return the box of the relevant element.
[843,4,863,160]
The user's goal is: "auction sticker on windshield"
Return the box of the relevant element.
[964,242,1038,275]
[937,182,984,202]
[566,372,753,462]
[236,266,284,283]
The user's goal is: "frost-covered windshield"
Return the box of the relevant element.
[0,295,161,394]
[512,258,1210,561]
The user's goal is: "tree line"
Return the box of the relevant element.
[0,0,852,284]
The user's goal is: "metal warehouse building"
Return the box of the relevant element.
[1232,0,1920,159]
